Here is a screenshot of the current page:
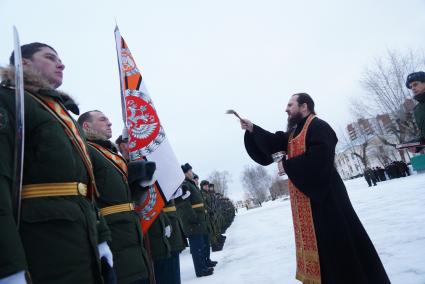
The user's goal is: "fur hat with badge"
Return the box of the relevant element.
[406,71,425,88]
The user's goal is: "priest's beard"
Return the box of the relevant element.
[287,112,303,132]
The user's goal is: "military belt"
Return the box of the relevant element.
[162,206,177,212]
[192,203,204,209]
[22,182,87,199]
[100,203,135,216]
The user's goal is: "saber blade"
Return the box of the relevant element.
[12,26,25,227]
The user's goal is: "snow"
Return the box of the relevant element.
[180,174,425,284]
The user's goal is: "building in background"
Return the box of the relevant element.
[335,101,417,179]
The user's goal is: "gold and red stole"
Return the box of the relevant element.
[28,93,99,198]
[87,142,128,181]
[287,114,321,284]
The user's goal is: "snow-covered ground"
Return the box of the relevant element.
[180,174,425,284]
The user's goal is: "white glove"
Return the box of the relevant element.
[0,271,26,284]
[164,225,172,238]
[98,241,114,267]
[122,127,129,140]
[181,190,191,200]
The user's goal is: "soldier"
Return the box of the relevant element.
[221,196,236,233]
[116,135,187,283]
[193,173,200,187]
[376,166,387,181]
[146,211,172,284]
[373,167,381,182]
[364,168,377,187]
[162,199,188,284]
[174,163,213,277]
[78,110,154,284]
[199,180,218,268]
[406,71,425,152]
[209,184,226,252]
[115,135,129,161]
[0,43,109,283]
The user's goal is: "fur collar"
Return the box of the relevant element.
[414,92,425,103]
[0,65,80,114]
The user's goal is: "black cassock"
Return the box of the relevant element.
[244,116,390,284]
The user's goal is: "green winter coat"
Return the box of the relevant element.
[163,200,188,253]
[201,190,215,238]
[0,67,103,283]
[146,213,171,261]
[88,140,150,283]
[175,179,208,236]
[414,93,425,139]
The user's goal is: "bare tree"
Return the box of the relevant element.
[207,170,232,196]
[240,165,272,203]
[338,125,371,168]
[368,144,399,166]
[269,176,289,200]
[348,97,377,121]
[356,49,425,144]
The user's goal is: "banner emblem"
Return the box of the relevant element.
[121,48,138,76]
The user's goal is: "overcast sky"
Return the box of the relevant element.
[1,0,425,201]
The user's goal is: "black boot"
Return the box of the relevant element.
[207,260,218,267]
[197,267,214,277]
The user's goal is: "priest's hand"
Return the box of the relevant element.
[278,160,286,176]
[240,118,254,132]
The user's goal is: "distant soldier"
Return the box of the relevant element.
[174,163,213,277]
[402,161,410,176]
[364,168,377,187]
[193,173,200,187]
[115,135,129,161]
[376,166,387,181]
[199,180,218,267]
[373,167,381,182]
[208,184,227,252]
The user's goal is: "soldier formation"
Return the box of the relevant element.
[363,160,411,187]
[200,181,235,252]
[173,163,235,278]
[0,42,235,284]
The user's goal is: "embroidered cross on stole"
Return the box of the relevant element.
[287,114,321,284]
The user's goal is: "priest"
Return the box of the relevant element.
[240,93,390,284]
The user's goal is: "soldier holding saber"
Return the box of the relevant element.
[0,41,110,283]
